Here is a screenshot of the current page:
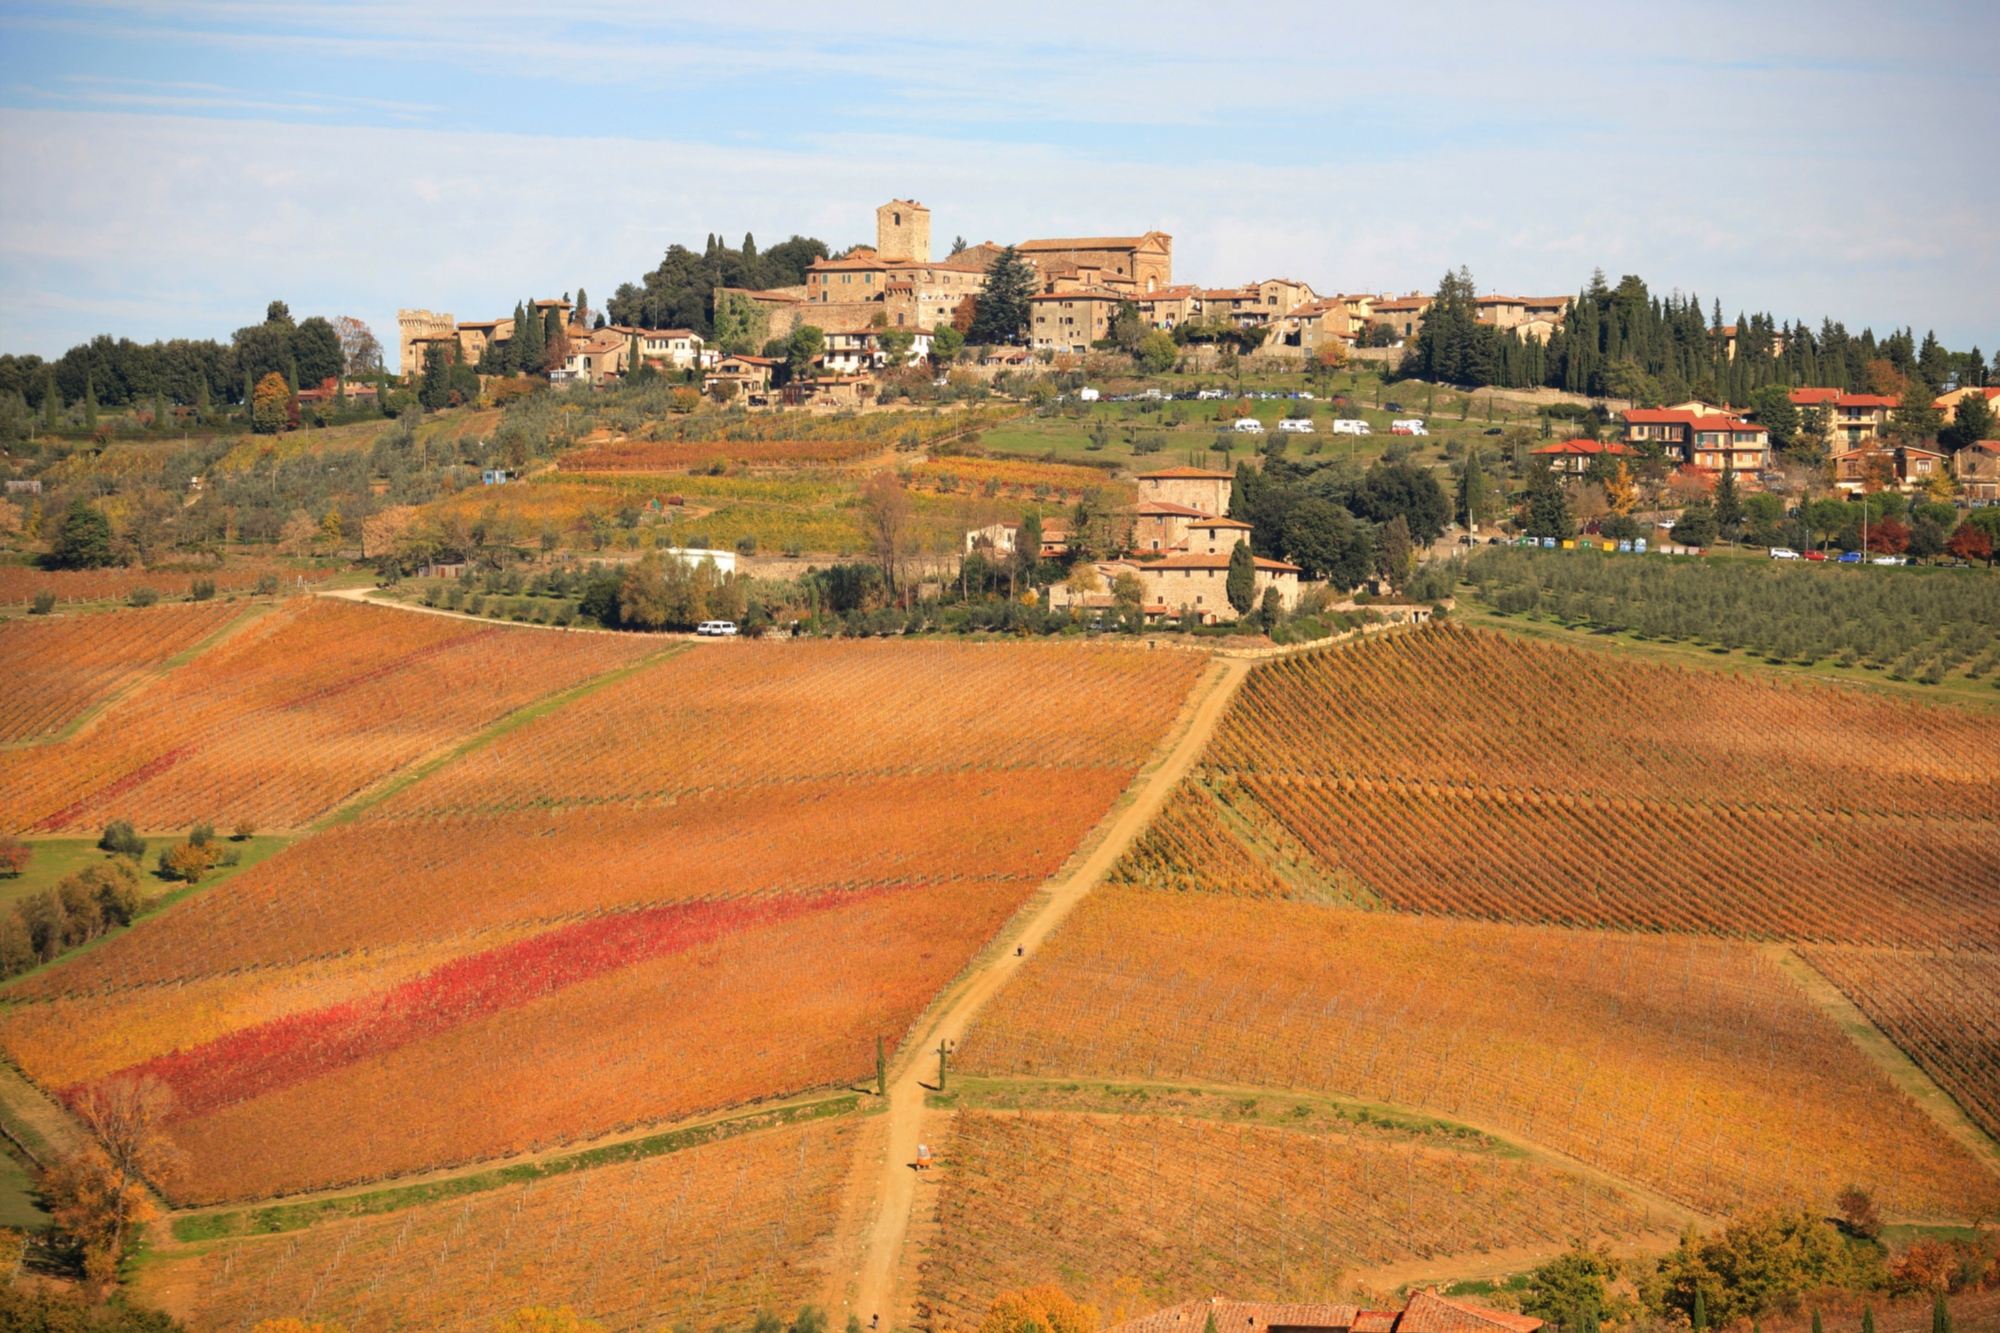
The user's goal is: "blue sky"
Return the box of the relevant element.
[1,1,1996,365]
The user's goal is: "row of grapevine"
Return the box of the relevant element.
[1801,945,2000,1142]
[923,1108,1658,1330]
[956,887,2000,1221]
[135,1117,857,1332]
[0,601,241,743]
[0,559,331,606]
[5,638,1207,1202]
[1,598,655,833]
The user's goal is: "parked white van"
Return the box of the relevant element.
[1330,418,1372,436]
[695,620,739,636]
[1276,418,1315,434]
[1232,417,1266,433]
[1390,419,1429,436]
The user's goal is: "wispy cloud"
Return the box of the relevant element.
[0,1,1996,356]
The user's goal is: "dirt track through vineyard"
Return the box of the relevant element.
[831,653,1251,1332]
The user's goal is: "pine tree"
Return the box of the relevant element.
[967,246,1038,345]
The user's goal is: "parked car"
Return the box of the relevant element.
[1803,550,1828,561]
[1769,547,1799,560]
[1483,427,1503,435]
[1870,555,1906,566]
[696,620,739,636]
[1384,402,1404,411]
[1233,417,1265,433]
[1837,551,1864,563]
[1276,418,1315,434]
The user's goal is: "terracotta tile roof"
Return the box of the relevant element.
[1132,500,1212,517]
[1109,1300,1360,1333]
[1352,1314,1399,1332]
[1532,438,1632,455]
[1622,409,1701,424]
[1140,466,1236,480]
[1189,516,1254,529]
[1395,1292,1543,1333]
[1372,298,1431,313]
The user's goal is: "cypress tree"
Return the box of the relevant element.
[286,357,299,395]
[875,1035,886,1097]
[516,299,544,372]
[1813,1310,1823,1333]
[1692,1289,1707,1333]
[42,373,60,430]
[1226,540,1256,614]
[1861,1306,1875,1333]
[1932,1293,1950,1333]
[83,376,98,429]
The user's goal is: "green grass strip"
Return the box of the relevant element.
[171,1093,860,1243]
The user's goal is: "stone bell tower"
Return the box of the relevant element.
[875,199,930,264]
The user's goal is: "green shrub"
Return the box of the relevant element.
[98,820,147,859]
[128,585,160,607]
[189,576,216,601]
[30,589,55,615]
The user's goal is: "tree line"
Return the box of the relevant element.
[1401,266,1992,404]
[0,301,385,413]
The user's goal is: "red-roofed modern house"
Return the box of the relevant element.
[1532,438,1633,474]
[1934,386,2000,421]
[1621,409,1701,456]
[1790,388,1898,446]
[1689,417,1773,472]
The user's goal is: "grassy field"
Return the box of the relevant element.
[0,835,293,910]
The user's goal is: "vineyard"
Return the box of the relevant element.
[135,1116,858,1333]
[0,597,656,835]
[559,436,889,470]
[920,1107,1660,1329]
[1800,946,2000,1142]
[1182,626,2000,946]
[3,640,1206,1201]
[0,558,331,606]
[955,887,2000,1220]
[1464,546,2000,686]
[0,601,241,743]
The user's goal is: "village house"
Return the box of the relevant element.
[1953,440,2000,501]
[1030,290,1124,353]
[1475,294,1571,338]
[634,328,706,371]
[703,354,779,404]
[1136,285,1203,331]
[1790,388,1898,446]
[818,326,934,374]
[1825,441,1941,495]
[1935,385,2000,421]
[1532,437,1634,474]
[1621,408,1700,456]
[1129,498,1211,552]
[1896,443,1949,490]
[1370,293,1433,341]
[1136,465,1234,516]
[555,330,630,385]
[1689,416,1773,473]
[1277,296,1364,352]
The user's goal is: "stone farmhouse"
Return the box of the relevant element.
[1049,466,1304,625]
[1016,232,1174,292]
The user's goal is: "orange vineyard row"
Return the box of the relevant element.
[0,560,330,606]
[136,1118,857,1333]
[0,601,240,743]
[922,1109,1659,1330]
[1800,945,2000,1143]
[0,598,655,833]
[956,887,2000,1221]
[3,639,1205,1201]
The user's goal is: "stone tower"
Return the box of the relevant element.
[876,199,930,264]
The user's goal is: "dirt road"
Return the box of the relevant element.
[834,654,1253,1330]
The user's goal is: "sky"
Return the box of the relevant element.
[1,1,1996,367]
